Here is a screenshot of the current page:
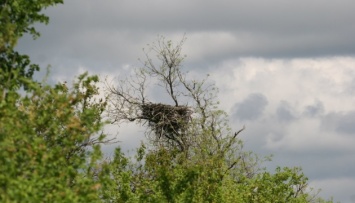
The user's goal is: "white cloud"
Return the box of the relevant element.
[16,1,355,201]
[211,57,355,112]
[204,57,355,201]
[103,123,146,156]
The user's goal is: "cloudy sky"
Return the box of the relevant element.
[17,0,355,202]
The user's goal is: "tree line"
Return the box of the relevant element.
[0,1,335,202]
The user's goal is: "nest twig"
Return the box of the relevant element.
[140,103,192,150]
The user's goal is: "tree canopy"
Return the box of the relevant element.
[103,36,335,203]
[0,1,336,202]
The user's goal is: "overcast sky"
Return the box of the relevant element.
[17,0,355,202]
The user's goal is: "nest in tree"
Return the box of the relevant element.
[140,103,192,140]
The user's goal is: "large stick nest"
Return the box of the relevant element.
[140,103,192,140]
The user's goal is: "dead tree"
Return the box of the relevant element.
[106,35,246,165]
[105,37,194,151]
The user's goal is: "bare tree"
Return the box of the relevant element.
[105,36,258,175]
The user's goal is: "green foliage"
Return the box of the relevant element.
[0,0,335,201]
[104,37,335,203]
[0,50,40,92]
[0,0,63,51]
[0,1,111,202]
[0,72,107,202]
[1,0,63,94]
[101,143,335,203]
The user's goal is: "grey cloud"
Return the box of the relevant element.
[276,101,295,122]
[16,0,355,71]
[235,118,355,180]
[48,0,355,34]
[303,100,325,117]
[266,150,354,175]
[349,77,355,94]
[12,1,355,202]
[321,111,355,135]
[232,93,268,121]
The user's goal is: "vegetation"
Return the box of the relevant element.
[0,1,335,202]
[1,1,109,201]
[103,36,334,203]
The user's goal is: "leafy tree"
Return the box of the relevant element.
[0,1,116,202]
[104,36,335,203]
[0,72,110,202]
[0,0,335,201]
[1,0,63,95]
[0,0,63,51]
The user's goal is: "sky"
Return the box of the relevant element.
[17,0,355,202]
